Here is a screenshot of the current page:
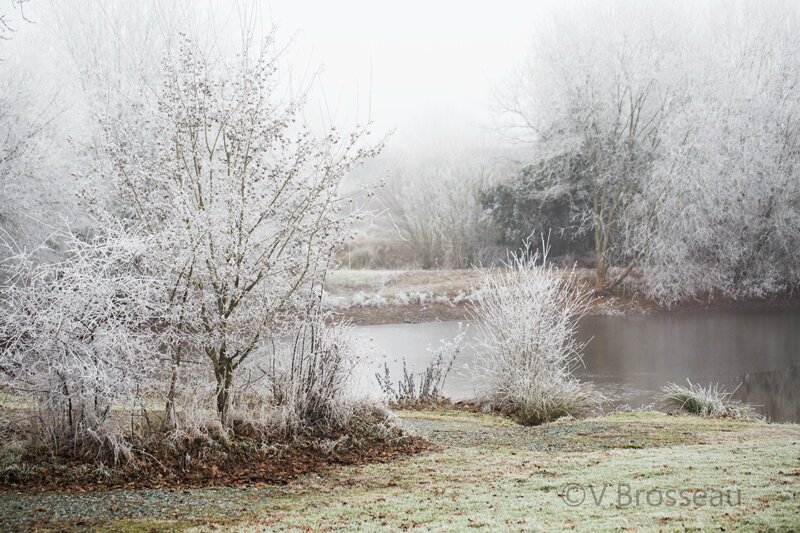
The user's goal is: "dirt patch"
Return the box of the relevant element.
[331,302,470,325]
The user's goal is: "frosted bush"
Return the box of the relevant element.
[392,291,410,305]
[471,247,602,424]
[350,291,368,307]
[233,312,394,435]
[451,291,468,305]
[376,324,468,406]
[433,294,453,306]
[659,380,759,420]
[408,291,430,305]
[351,292,387,307]
[0,229,162,462]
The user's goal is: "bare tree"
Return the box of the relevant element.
[498,3,685,290]
[381,145,506,269]
[108,33,381,424]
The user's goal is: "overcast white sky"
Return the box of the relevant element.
[4,0,550,153]
[264,0,549,151]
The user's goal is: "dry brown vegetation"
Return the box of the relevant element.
[0,409,430,493]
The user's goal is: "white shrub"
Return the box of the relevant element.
[351,292,387,308]
[392,291,411,306]
[408,291,430,305]
[659,380,759,420]
[433,294,453,306]
[233,313,381,434]
[0,228,162,462]
[451,291,467,305]
[470,247,602,424]
[376,324,468,406]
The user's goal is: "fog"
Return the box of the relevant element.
[267,0,546,150]
[2,1,800,528]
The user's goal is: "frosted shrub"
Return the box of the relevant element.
[408,291,430,305]
[451,291,468,305]
[0,229,161,462]
[433,294,453,306]
[376,325,467,407]
[270,317,359,432]
[392,292,411,306]
[236,307,387,435]
[350,292,368,307]
[351,292,387,308]
[471,248,602,424]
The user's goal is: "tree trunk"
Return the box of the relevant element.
[215,359,234,425]
[594,256,605,291]
[163,347,181,429]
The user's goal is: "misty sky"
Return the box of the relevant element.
[267,0,547,150]
[2,0,548,153]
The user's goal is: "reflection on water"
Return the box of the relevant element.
[354,309,800,422]
[738,364,800,423]
[352,321,481,402]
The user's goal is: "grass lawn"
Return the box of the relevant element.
[2,411,798,532]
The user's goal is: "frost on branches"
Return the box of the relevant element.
[0,229,161,461]
[470,243,602,424]
[105,34,381,427]
[0,30,382,461]
[640,11,800,303]
[498,3,800,301]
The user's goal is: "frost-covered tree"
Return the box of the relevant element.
[498,2,687,290]
[381,145,506,268]
[500,1,800,300]
[640,4,800,302]
[107,33,380,424]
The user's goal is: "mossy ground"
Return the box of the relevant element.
[1,411,798,532]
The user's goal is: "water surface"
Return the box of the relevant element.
[353,310,800,422]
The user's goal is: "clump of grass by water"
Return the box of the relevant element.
[659,379,759,419]
[502,379,604,425]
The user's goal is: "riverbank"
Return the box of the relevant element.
[2,410,797,531]
[325,269,800,325]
